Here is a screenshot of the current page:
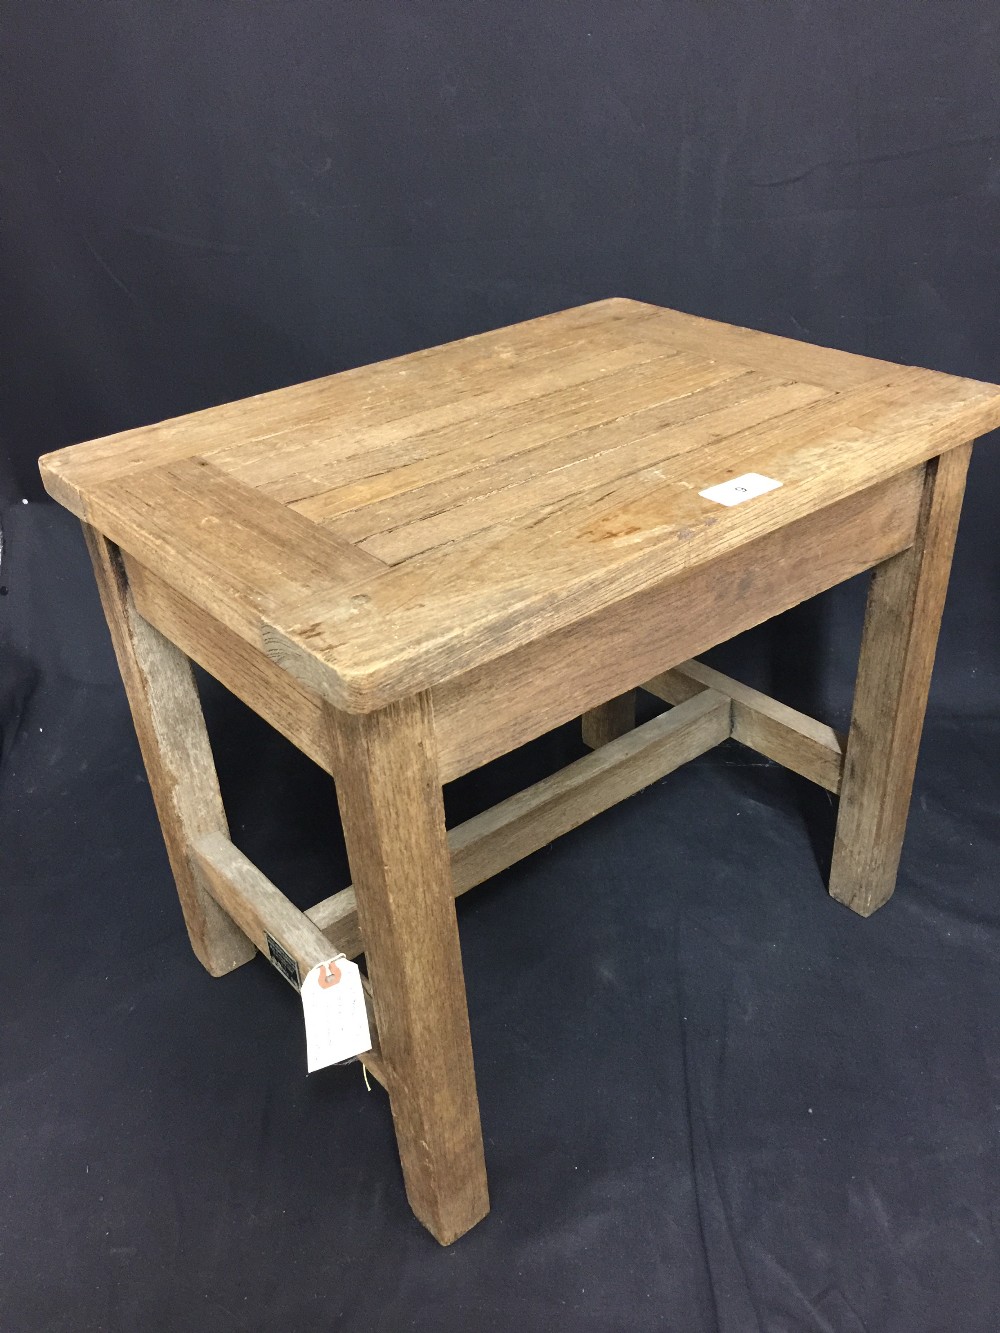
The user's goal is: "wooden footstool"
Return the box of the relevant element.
[39,299,1000,1244]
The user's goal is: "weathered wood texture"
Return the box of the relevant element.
[124,552,336,776]
[82,457,385,646]
[828,446,973,915]
[308,690,731,951]
[193,832,336,979]
[262,370,1000,710]
[41,304,999,1247]
[451,687,728,891]
[40,299,1000,713]
[192,832,385,1087]
[122,467,919,785]
[328,693,488,1246]
[431,468,922,778]
[82,524,255,976]
[646,659,846,793]
[581,692,637,748]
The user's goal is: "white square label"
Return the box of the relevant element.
[699,473,782,507]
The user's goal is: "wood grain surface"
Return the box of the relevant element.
[81,525,256,976]
[829,444,973,914]
[40,298,1000,711]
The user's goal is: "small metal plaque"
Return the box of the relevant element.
[265,933,301,989]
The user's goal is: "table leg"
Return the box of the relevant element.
[330,692,489,1244]
[581,691,637,748]
[82,523,255,974]
[829,445,972,916]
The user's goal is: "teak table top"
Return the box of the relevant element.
[40,298,1000,711]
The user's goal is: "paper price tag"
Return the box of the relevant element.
[699,472,782,507]
[301,955,372,1073]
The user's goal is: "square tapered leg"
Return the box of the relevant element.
[82,523,255,975]
[829,445,972,916]
[329,693,489,1244]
